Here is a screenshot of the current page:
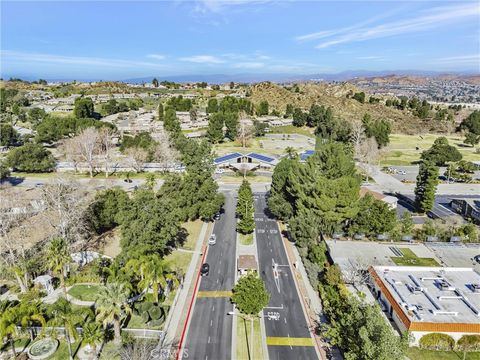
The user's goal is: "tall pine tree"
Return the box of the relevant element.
[415,160,439,213]
[236,180,255,234]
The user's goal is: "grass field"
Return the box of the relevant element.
[407,347,480,360]
[213,139,284,157]
[239,233,254,245]
[237,317,264,360]
[68,284,104,302]
[164,251,193,275]
[45,340,81,360]
[268,125,315,138]
[0,338,30,352]
[382,133,480,165]
[391,248,440,267]
[181,220,203,250]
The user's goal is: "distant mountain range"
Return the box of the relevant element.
[4,69,478,84]
[122,70,479,84]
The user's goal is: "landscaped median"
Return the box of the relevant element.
[237,317,265,360]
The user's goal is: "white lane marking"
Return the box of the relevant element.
[264,304,284,310]
[216,279,219,284]
[210,320,213,327]
[212,305,215,312]
[288,333,292,350]
[208,336,211,344]
[284,318,287,324]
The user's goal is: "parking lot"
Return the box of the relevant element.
[386,165,480,182]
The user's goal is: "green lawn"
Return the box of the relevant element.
[381,133,480,165]
[181,220,203,250]
[45,340,81,360]
[125,313,163,330]
[68,284,104,302]
[407,347,480,360]
[391,248,440,267]
[237,317,265,360]
[239,233,254,245]
[268,125,315,137]
[0,337,30,352]
[164,251,193,275]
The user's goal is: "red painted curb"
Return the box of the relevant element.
[176,245,208,360]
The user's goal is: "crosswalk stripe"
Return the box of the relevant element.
[266,337,314,346]
[197,291,233,298]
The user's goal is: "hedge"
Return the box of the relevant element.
[419,333,455,351]
[457,335,480,351]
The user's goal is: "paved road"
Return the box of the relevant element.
[254,193,318,360]
[184,192,237,360]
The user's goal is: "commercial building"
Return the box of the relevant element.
[369,266,480,344]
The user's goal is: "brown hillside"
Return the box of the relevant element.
[249,82,448,134]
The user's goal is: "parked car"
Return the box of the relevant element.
[213,213,221,220]
[474,255,480,264]
[201,263,210,276]
[215,168,225,174]
[208,234,217,245]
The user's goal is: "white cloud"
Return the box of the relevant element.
[433,54,480,67]
[232,62,265,69]
[146,54,166,60]
[296,3,479,49]
[179,55,225,64]
[1,50,166,68]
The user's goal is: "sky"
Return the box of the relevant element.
[1,0,479,80]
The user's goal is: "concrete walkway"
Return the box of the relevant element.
[161,221,209,349]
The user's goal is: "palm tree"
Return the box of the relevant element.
[81,320,104,360]
[106,260,133,290]
[46,238,71,295]
[0,306,20,359]
[95,283,131,343]
[48,297,91,360]
[18,301,46,340]
[284,146,297,159]
[137,255,178,303]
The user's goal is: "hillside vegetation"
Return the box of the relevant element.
[249,82,453,134]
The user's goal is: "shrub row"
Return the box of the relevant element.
[419,333,480,352]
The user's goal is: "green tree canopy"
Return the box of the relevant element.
[87,188,130,234]
[461,110,480,135]
[73,97,95,118]
[236,180,255,234]
[231,273,270,316]
[0,124,19,146]
[415,160,439,213]
[348,194,397,236]
[207,112,224,143]
[421,137,462,166]
[7,143,55,172]
[119,189,183,258]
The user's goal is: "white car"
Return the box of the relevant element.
[215,168,225,174]
[208,234,217,245]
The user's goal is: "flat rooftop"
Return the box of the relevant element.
[371,266,480,325]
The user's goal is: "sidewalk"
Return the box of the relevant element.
[161,221,212,349]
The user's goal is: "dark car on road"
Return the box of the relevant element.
[201,263,210,276]
[474,255,480,264]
